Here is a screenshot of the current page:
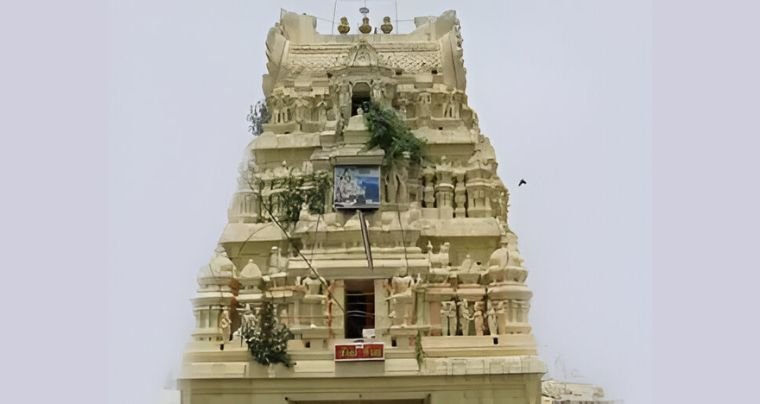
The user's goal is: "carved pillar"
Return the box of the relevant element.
[454,168,467,218]
[435,157,454,219]
[422,166,436,208]
[465,162,492,218]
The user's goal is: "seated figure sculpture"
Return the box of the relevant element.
[487,238,510,284]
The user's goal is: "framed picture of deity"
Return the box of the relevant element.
[333,165,381,210]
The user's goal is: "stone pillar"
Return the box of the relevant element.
[374,279,391,334]
[454,169,467,218]
[435,158,454,219]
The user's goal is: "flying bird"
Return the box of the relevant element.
[518,179,527,187]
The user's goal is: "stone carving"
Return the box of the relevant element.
[473,302,485,336]
[268,246,289,287]
[372,80,390,107]
[496,301,508,333]
[286,45,440,75]
[383,169,398,204]
[332,80,350,121]
[219,307,232,348]
[300,273,328,327]
[443,88,462,119]
[487,239,509,284]
[454,169,467,218]
[458,299,473,336]
[457,253,483,285]
[237,304,257,337]
[315,96,328,123]
[398,97,408,119]
[422,167,436,208]
[440,301,457,336]
[417,92,432,118]
[294,96,310,125]
[487,304,498,336]
[385,268,415,327]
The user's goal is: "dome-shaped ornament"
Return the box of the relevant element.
[359,16,372,34]
[337,17,350,35]
[381,16,393,34]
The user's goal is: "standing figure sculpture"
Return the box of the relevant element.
[300,272,328,328]
[385,267,415,327]
[458,299,473,336]
[239,304,256,337]
[440,301,457,336]
[473,302,485,336]
[218,307,232,350]
[487,303,498,336]
[496,300,508,335]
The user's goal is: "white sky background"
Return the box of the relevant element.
[107,1,651,403]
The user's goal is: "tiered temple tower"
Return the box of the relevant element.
[180,10,546,404]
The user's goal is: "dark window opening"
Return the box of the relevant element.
[344,279,375,339]
[351,83,371,116]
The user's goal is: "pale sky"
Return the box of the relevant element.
[107,1,652,403]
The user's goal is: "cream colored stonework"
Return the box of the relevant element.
[180,9,551,404]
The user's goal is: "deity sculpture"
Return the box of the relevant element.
[300,272,328,327]
[458,299,473,336]
[440,301,457,336]
[473,302,485,336]
[487,304,498,336]
[385,267,415,326]
[294,97,310,124]
[315,96,328,123]
[443,89,461,119]
[417,92,432,118]
[487,238,510,284]
[238,304,256,338]
[384,169,398,204]
[496,300,508,334]
[218,307,232,350]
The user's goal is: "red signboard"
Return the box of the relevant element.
[334,342,385,362]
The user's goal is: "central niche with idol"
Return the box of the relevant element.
[333,165,381,210]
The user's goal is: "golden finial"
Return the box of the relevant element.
[381,16,393,34]
[338,17,350,35]
[359,16,372,34]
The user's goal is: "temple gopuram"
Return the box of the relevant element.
[178,9,614,404]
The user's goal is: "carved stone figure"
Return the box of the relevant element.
[440,301,457,336]
[294,97,310,124]
[238,304,256,337]
[417,92,432,118]
[458,299,473,336]
[315,96,328,123]
[443,89,461,119]
[487,304,498,336]
[301,273,327,327]
[386,268,415,326]
[384,170,398,204]
[218,307,232,348]
[473,302,485,336]
[496,300,508,334]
